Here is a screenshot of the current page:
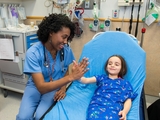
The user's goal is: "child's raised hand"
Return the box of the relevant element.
[119,110,127,120]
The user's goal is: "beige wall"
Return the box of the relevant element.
[71,21,160,97]
[142,23,160,97]
[25,19,160,97]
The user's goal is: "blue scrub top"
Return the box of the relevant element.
[24,42,75,85]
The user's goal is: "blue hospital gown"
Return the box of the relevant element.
[87,75,137,120]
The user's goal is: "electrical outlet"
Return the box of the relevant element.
[85,1,90,8]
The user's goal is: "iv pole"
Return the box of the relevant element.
[129,0,135,34]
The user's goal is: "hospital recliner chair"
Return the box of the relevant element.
[41,31,148,120]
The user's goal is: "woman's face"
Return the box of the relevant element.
[50,27,70,51]
[106,56,122,78]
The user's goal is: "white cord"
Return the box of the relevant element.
[44,0,52,7]
[121,6,127,31]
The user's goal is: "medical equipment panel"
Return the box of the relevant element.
[0,29,38,97]
[118,0,144,6]
[81,0,101,10]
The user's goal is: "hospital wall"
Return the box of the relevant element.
[22,0,147,19]
[0,0,159,96]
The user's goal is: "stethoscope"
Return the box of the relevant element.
[43,46,65,72]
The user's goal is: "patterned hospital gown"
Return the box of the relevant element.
[87,74,137,120]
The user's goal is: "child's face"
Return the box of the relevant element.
[106,56,122,78]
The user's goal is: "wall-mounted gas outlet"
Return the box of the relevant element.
[112,10,120,18]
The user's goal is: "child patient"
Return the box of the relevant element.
[80,55,137,120]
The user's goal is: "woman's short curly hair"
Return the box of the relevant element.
[37,13,75,44]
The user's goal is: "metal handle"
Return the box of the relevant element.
[29,36,38,40]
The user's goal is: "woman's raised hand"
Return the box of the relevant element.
[71,57,89,81]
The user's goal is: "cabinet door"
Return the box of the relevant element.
[26,34,39,49]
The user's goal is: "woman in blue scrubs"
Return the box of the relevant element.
[16,13,89,120]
